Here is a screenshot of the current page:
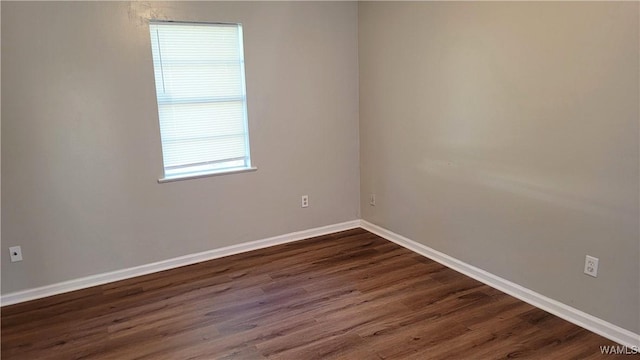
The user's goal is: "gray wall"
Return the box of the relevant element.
[359,2,639,333]
[1,1,360,293]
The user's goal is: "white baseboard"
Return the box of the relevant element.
[0,220,361,307]
[360,220,640,349]
[3,218,637,349]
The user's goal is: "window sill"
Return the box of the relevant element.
[157,167,258,183]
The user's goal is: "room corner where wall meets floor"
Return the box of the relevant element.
[2,221,639,348]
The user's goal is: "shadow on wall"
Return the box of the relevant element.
[417,155,635,224]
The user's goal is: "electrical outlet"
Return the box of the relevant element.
[9,246,23,262]
[584,255,598,277]
[370,194,376,206]
[301,195,309,208]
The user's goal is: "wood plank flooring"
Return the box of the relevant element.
[1,228,626,359]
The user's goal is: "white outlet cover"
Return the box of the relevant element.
[9,246,23,262]
[584,255,598,277]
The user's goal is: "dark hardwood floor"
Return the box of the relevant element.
[1,228,625,359]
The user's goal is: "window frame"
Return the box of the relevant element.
[149,20,256,183]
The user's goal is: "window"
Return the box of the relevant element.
[149,21,254,182]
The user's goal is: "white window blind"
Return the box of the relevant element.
[149,21,252,180]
